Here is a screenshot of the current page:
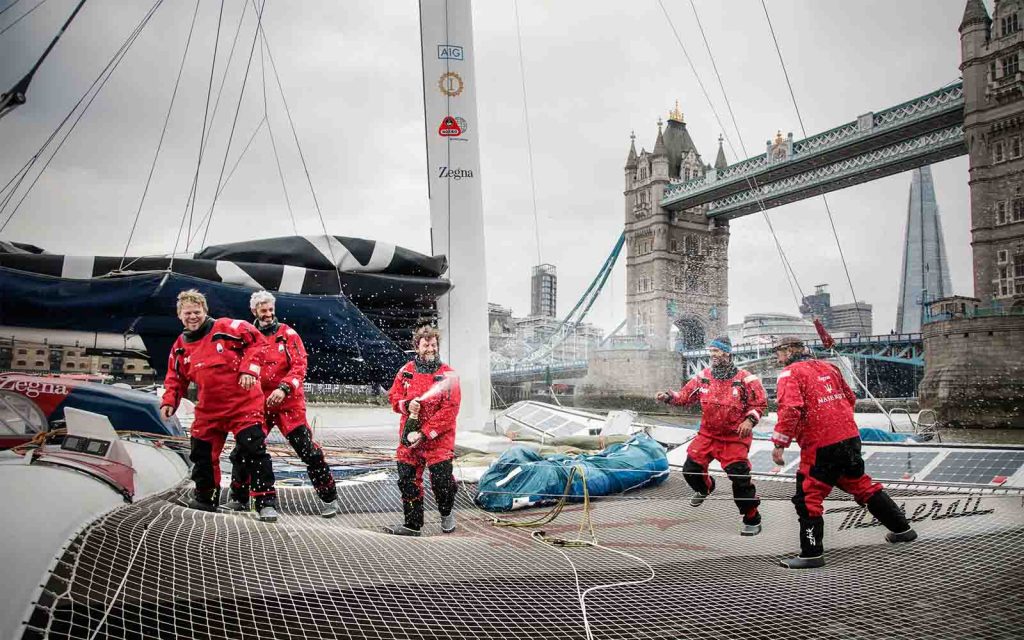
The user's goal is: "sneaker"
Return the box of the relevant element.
[779,555,825,569]
[886,528,918,543]
[222,499,249,512]
[320,499,340,519]
[440,513,456,533]
[187,498,218,512]
[258,506,279,523]
[382,524,421,536]
[740,522,762,536]
[690,492,709,507]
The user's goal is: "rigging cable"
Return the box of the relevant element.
[656,0,805,311]
[0,0,166,233]
[0,0,46,39]
[195,0,265,250]
[250,0,343,293]
[259,31,298,236]
[0,0,25,18]
[760,0,859,307]
[513,0,543,266]
[120,0,209,269]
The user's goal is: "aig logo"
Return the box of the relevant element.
[437,44,464,60]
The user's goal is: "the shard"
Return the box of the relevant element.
[895,165,953,333]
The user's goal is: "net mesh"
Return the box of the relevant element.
[19,433,1024,640]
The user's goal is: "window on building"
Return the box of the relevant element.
[1002,54,1019,78]
[999,249,1009,263]
[16,349,26,355]
[33,361,44,367]
[1015,263,1024,278]
[994,140,1006,163]
[1003,13,1020,37]
[1014,198,1024,222]
[15,360,26,367]
[1016,281,1024,295]
[1000,266,1010,279]
[1013,137,1023,159]
[685,235,698,256]
[998,201,1008,224]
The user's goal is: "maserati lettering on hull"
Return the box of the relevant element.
[828,496,995,531]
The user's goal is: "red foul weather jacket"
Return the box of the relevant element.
[668,367,768,443]
[388,361,461,459]
[258,322,307,412]
[770,358,859,452]
[162,317,267,429]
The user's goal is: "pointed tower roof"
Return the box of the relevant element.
[625,131,638,169]
[714,135,728,171]
[652,118,668,158]
[662,105,702,178]
[960,0,991,31]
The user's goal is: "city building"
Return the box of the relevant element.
[895,166,954,333]
[738,313,819,345]
[530,264,557,318]
[831,302,873,336]
[487,303,516,352]
[799,283,873,337]
[0,337,155,382]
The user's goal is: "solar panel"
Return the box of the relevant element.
[749,449,798,474]
[863,451,938,481]
[923,450,1024,485]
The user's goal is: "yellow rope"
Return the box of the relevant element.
[488,463,598,547]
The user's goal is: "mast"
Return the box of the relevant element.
[418,0,491,431]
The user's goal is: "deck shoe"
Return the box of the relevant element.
[383,524,421,536]
[187,498,218,512]
[321,499,340,519]
[886,528,918,543]
[441,513,456,533]
[740,522,762,536]
[258,506,279,523]
[222,499,249,512]
[780,555,825,569]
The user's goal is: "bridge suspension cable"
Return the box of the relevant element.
[520,233,625,365]
[513,0,543,266]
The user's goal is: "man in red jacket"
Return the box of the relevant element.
[225,291,339,518]
[160,289,278,522]
[770,336,917,569]
[383,325,461,536]
[657,336,767,536]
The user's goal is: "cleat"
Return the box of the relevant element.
[187,498,218,512]
[258,506,279,523]
[780,555,825,569]
[441,513,456,533]
[740,522,762,537]
[320,499,340,519]
[886,528,918,543]
[382,524,421,537]
[223,499,249,512]
[690,492,708,507]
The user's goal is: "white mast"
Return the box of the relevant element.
[418,0,490,431]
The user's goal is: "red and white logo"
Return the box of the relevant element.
[438,116,463,137]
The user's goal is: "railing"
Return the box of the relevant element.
[924,304,1024,323]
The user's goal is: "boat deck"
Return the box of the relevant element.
[19,441,1024,640]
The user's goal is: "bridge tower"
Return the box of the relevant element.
[960,0,1024,308]
[623,104,729,352]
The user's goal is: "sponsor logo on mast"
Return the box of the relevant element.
[438,72,464,97]
[437,44,464,60]
[438,116,463,137]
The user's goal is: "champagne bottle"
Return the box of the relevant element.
[401,400,422,447]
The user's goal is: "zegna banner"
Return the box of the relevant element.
[419,0,491,431]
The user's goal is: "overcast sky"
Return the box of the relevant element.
[0,0,976,335]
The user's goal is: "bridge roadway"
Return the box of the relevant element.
[660,83,964,220]
[491,333,922,384]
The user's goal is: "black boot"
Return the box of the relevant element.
[187,488,219,512]
[866,491,917,542]
[384,498,424,536]
[781,517,825,569]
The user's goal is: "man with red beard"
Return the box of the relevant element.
[771,336,916,568]
[160,289,278,522]
[383,325,461,536]
[225,291,339,517]
[657,336,766,536]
